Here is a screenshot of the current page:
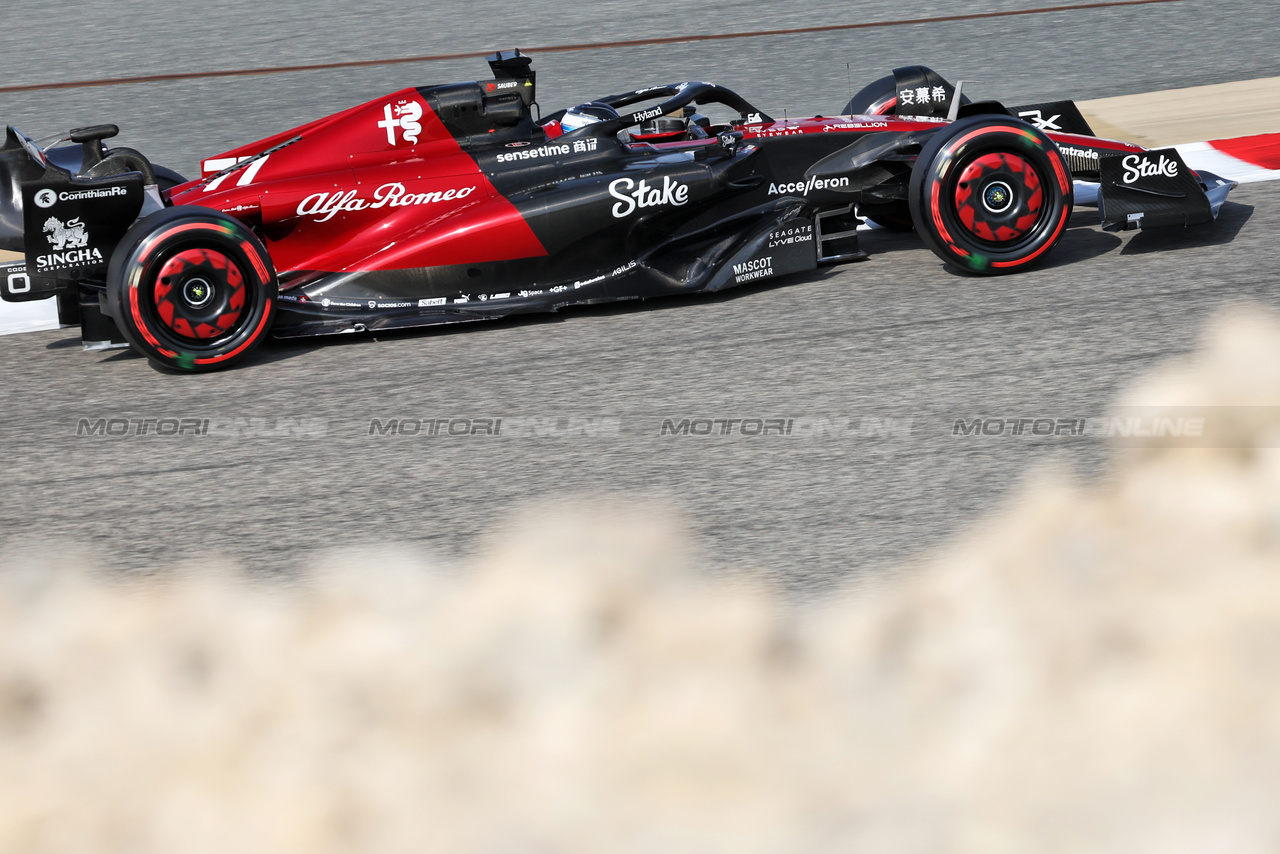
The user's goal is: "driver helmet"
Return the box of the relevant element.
[560,101,620,133]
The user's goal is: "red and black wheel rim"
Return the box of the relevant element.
[152,248,248,341]
[952,152,1046,244]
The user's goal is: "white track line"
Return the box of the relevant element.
[1175,141,1280,183]
[0,298,62,335]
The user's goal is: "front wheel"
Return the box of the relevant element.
[908,116,1073,275]
[105,207,276,371]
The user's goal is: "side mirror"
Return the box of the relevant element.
[68,125,120,170]
[68,125,119,144]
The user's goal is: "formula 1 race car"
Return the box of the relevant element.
[0,50,1237,371]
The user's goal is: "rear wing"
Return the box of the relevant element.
[1097,148,1236,231]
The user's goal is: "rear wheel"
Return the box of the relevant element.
[908,115,1073,275]
[841,74,900,116]
[840,71,971,117]
[153,165,189,193]
[105,207,276,371]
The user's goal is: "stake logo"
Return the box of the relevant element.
[1121,153,1179,184]
[378,99,424,146]
[608,176,689,218]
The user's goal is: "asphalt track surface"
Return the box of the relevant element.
[1,0,1278,589]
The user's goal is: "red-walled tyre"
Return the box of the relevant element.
[908,115,1073,275]
[105,207,276,371]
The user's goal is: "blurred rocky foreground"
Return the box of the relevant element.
[5,308,1280,854]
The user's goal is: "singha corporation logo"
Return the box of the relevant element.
[43,216,89,250]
